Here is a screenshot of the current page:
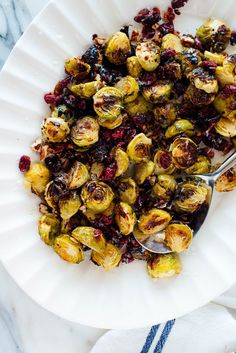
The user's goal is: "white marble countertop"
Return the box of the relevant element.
[0,2,105,352]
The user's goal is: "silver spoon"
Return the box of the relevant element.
[134,150,236,254]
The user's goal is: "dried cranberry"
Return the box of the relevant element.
[124,129,137,143]
[221,85,236,99]
[112,128,125,139]
[230,31,236,45]
[99,215,113,226]
[139,72,157,87]
[163,7,175,22]
[82,45,102,66]
[200,60,217,73]
[44,93,56,104]
[99,66,121,85]
[161,48,176,63]
[159,22,175,35]
[141,25,155,40]
[134,7,161,25]
[45,155,62,173]
[202,131,233,154]
[121,252,134,264]
[171,0,189,13]
[160,152,172,169]
[19,155,31,172]
[63,94,78,108]
[194,37,203,51]
[198,147,215,159]
[101,162,117,180]
[54,77,71,95]
[90,144,108,163]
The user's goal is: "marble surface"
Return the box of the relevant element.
[0,2,105,352]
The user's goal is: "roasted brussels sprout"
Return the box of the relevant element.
[117,178,139,205]
[42,117,70,143]
[81,181,114,212]
[138,209,171,235]
[215,168,236,192]
[111,147,129,177]
[153,103,177,128]
[58,192,81,220]
[189,67,218,94]
[142,81,172,104]
[124,95,153,116]
[71,116,99,147]
[115,76,139,103]
[127,133,152,163]
[93,87,123,120]
[152,174,177,200]
[115,202,136,235]
[171,137,198,169]
[98,114,123,129]
[24,163,50,195]
[105,31,131,65]
[185,155,211,174]
[64,57,90,78]
[153,150,176,175]
[136,41,161,71]
[147,253,182,279]
[72,226,106,254]
[215,56,236,86]
[90,162,104,180]
[162,33,183,53]
[69,81,104,98]
[213,91,236,115]
[215,116,236,137]
[204,51,226,65]
[180,48,202,77]
[91,243,121,271]
[38,213,60,245]
[196,19,231,52]
[165,119,194,139]
[174,181,209,213]
[68,161,90,189]
[126,56,142,77]
[134,161,155,185]
[54,234,84,263]
[164,223,193,253]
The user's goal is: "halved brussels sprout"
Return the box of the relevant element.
[153,103,177,128]
[91,243,121,271]
[68,161,90,189]
[136,41,161,71]
[196,19,231,52]
[71,116,99,147]
[44,178,68,208]
[93,87,123,120]
[204,51,226,65]
[189,67,218,94]
[134,161,155,185]
[126,56,142,77]
[153,150,176,175]
[180,48,202,77]
[115,76,139,103]
[54,234,84,263]
[213,91,236,116]
[117,178,139,205]
[162,33,183,53]
[58,192,82,220]
[215,168,236,192]
[152,174,177,200]
[215,57,236,86]
[142,81,172,104]
[164,223,193,253]
[83,200,115,221]
[69,81,104,98]
[215,117,236,137]
[24,163,50,195]
[42,117,70,143]
[147,253,182,279]
[186,84,216,106]
[38,213,60,245]
[81,181,114,212]
[72,226,106,254]
[138,208,171,235]
[111,147,129,177]
[98,114,123,129]
[185,155,211,174]
[105,31,131,65]
[171,137,198,169]
[165,119,194,139]
[64,57,90,78]
[174,181,208,213]
[115,202,136,235]
[127,133,152,163]
[90,162,104,180]
[124,95,153,116]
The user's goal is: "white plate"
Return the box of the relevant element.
[0,0,236,329]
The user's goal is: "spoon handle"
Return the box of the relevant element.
[209,150,236,179]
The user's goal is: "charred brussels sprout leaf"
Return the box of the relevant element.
[215,168,236,192]
[147,253,182,279]
[72,226,106,253]
[91,243,121,271]
[38,213,60,245]
[54,234,84,263]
